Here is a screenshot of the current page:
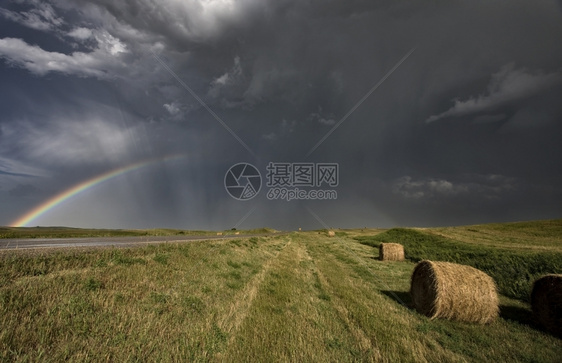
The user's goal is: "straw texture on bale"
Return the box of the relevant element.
[410,260,499,324]
[531,274,562,336]
[379,243,405,261]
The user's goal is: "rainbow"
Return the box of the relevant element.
[11,154,186,227]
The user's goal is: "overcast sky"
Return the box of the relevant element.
[1,0,561,230]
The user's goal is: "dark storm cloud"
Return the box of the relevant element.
[426,64,562,123]
[9,184,40,197]
[0,156,47,180]
[0,169,35,178]
[0,1,63,32]
[1,0,561,228]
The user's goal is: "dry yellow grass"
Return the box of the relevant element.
[2,231,561,361]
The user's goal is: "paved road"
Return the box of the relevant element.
[0,233,279,251]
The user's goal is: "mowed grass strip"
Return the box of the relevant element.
[223,236,370,362]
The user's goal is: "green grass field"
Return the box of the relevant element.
[1,220,561,362]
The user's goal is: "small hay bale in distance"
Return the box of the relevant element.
[531,274,562,337]
[410,260,499,324]
[327,230,335,237]
[378,243,405,261]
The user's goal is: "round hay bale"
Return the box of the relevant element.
[531,274,562,336]
[327,230,335,237]
[379,243,405,261]
[410,260,499,324]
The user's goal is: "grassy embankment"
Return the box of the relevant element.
[355,219,562,302]
[1,220,561,362]
[0,227,275,239]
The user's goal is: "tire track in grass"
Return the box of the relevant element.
[217,236,292,351]
[303,242,383,362]
[221,234,365,362]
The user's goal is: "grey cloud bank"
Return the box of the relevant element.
[0,0,561,229]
